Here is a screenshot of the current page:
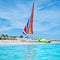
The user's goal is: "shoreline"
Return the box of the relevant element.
[0,40,60,45]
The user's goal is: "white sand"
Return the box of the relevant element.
[0,39,60,45]
[0,40,40,45]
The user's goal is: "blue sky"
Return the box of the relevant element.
[0,0,60,40]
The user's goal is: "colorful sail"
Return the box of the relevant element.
[23,19,30,34]
[23,3,34,35]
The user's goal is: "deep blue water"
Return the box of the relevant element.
[0,43,60,60]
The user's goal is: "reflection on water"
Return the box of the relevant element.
[25,45,35,60]
[0,43,60,60]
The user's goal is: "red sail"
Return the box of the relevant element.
[23,3,34,34]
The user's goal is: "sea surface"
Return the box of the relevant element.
[0,43,60,60]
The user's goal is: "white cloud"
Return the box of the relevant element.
[0,26,13,32]
[0,7,60,33]
[0,0,60,36]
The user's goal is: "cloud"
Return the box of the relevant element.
[0,18,11,27]
[0,0,60,39]
[36,0,60,11]
[34,9,60,32]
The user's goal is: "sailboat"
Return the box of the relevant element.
[23,3,51,43]
[23,3,34,35]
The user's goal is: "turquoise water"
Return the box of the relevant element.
[0,43,60,60]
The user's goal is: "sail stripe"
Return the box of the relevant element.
[23,3,34,35]
[26,19,30,33]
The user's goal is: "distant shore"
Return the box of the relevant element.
[0,39,60,45]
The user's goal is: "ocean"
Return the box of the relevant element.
[0,43,60,60]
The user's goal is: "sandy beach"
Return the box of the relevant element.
[0,40,40,45]
[0,40,41,45]
[0,39,60,45]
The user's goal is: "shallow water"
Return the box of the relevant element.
[0,43,60,60]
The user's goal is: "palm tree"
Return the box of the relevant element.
[5,34,9,39]
[1,34,6,40]
[20,35,23,38]
[0,35,2,40]
[10,36,17,40]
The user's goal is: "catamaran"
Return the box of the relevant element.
[23,3,50,43]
